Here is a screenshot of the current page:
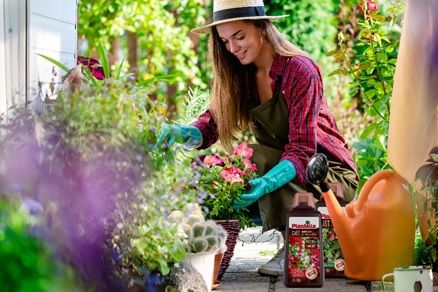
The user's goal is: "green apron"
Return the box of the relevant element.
[249,86,358,232]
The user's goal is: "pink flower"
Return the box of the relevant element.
[242,158,257,171]
[367,1,378,11]
[329,231,337,241]
[203,154,224,167]
[220,166,244,184]
[359,0,378,14]
[233,143,253,159]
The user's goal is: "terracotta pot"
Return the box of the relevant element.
[212,253,224,289]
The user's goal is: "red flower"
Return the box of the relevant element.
[77,56,105,80]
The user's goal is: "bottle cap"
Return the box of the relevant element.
[292,192,315,209]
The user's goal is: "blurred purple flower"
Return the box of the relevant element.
[144,271,164,292]
[0,111,145,291]
[21,198,43,215]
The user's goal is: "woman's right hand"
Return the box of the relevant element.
[157,124,203,148]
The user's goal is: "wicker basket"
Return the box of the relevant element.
[214,220,240,281]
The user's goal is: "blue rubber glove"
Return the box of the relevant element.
[233,160,296,209]
[157,124,203,148]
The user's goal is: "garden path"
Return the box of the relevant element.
[216,227,438,292]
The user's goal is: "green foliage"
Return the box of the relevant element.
[265,0,338,74]
[45,80,154,157]
[0,198,76,291]
[195,144,258,230]
[198,165,251,229]
[129,214,187,276]
[177,87,210,125]
[34,70,201,277]
[329,2,404,189]
[77,0,209,116]
[124,153,202,276]
[352,138,389,190]
[36,54,70,73]
[413,231,435,267]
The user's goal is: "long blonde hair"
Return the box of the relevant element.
[208,20,305,152]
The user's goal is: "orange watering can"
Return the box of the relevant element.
[306,154,415,281]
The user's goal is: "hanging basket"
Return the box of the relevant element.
[214,219,240,281]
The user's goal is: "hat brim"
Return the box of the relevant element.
[191,15,288,34]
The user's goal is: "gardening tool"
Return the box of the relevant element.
[306,153,415,281]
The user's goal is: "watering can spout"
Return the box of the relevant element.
[319,182,356,258]
[306,154,355,257]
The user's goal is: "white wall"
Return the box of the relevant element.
[28,0,77,101]
[0,0,77,114]
[1,0,27,113]
[0,0,6,114]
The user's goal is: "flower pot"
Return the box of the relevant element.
[185,250,217,291]
[214,219,240,281]
[416,191,437,243]
[212,252,224,289]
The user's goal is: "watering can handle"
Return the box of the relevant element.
[356,170,394,211]
[381,272,394,292]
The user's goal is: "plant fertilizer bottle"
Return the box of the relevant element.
[316,182,348,277]
[284,192,324,287]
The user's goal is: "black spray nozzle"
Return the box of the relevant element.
[306,153,329,186]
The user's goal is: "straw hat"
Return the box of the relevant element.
[191,0,288,34]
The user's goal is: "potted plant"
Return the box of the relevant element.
[415,146,438,280]
[195,142,258,228]
[167,203,227,291]
[0,57,207,290]
[191,142,258,282]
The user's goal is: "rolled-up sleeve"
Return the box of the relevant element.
[191,110,219,149]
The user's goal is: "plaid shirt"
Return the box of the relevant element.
[192,54,357,184]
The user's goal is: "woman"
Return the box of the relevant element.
[158,0,358,276]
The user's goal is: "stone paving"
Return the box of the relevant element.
[215,227,438,292]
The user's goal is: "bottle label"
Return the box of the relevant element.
[286,216,321,284]
[317,207,345,276]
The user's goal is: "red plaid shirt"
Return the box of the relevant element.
[192,54,357,184]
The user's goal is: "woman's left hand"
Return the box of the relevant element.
[233,160,297,209]
[233,178,267,209]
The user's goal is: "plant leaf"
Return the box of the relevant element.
[97,43,111,79]
[36,54,70,73]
